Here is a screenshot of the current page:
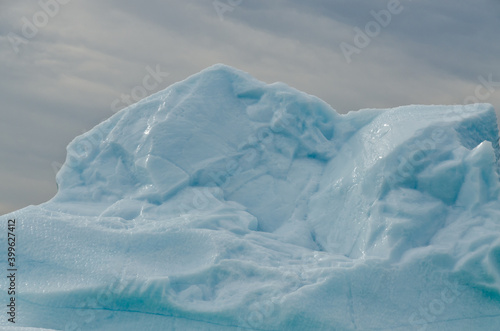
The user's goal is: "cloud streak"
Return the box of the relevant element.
[1,0,499,215]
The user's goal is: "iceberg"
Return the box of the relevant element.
[1,64,500,330]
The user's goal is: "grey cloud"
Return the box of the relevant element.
[1,0,499,215]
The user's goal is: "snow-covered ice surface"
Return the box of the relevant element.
[2,64,500,330]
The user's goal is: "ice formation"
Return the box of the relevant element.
[1,64,500,330]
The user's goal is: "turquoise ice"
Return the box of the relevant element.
[1,64,500,330]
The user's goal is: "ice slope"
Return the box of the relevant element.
[2,64,500,330]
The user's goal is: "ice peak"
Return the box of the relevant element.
[5,65,500,330]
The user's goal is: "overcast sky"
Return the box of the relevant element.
[1,0,500,215]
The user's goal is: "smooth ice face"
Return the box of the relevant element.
[2,64,500,331]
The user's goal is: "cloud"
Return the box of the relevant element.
[1,0,499,215]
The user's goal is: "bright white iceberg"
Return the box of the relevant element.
[2,64,500,330]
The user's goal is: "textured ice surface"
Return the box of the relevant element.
[2,64,500,330]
